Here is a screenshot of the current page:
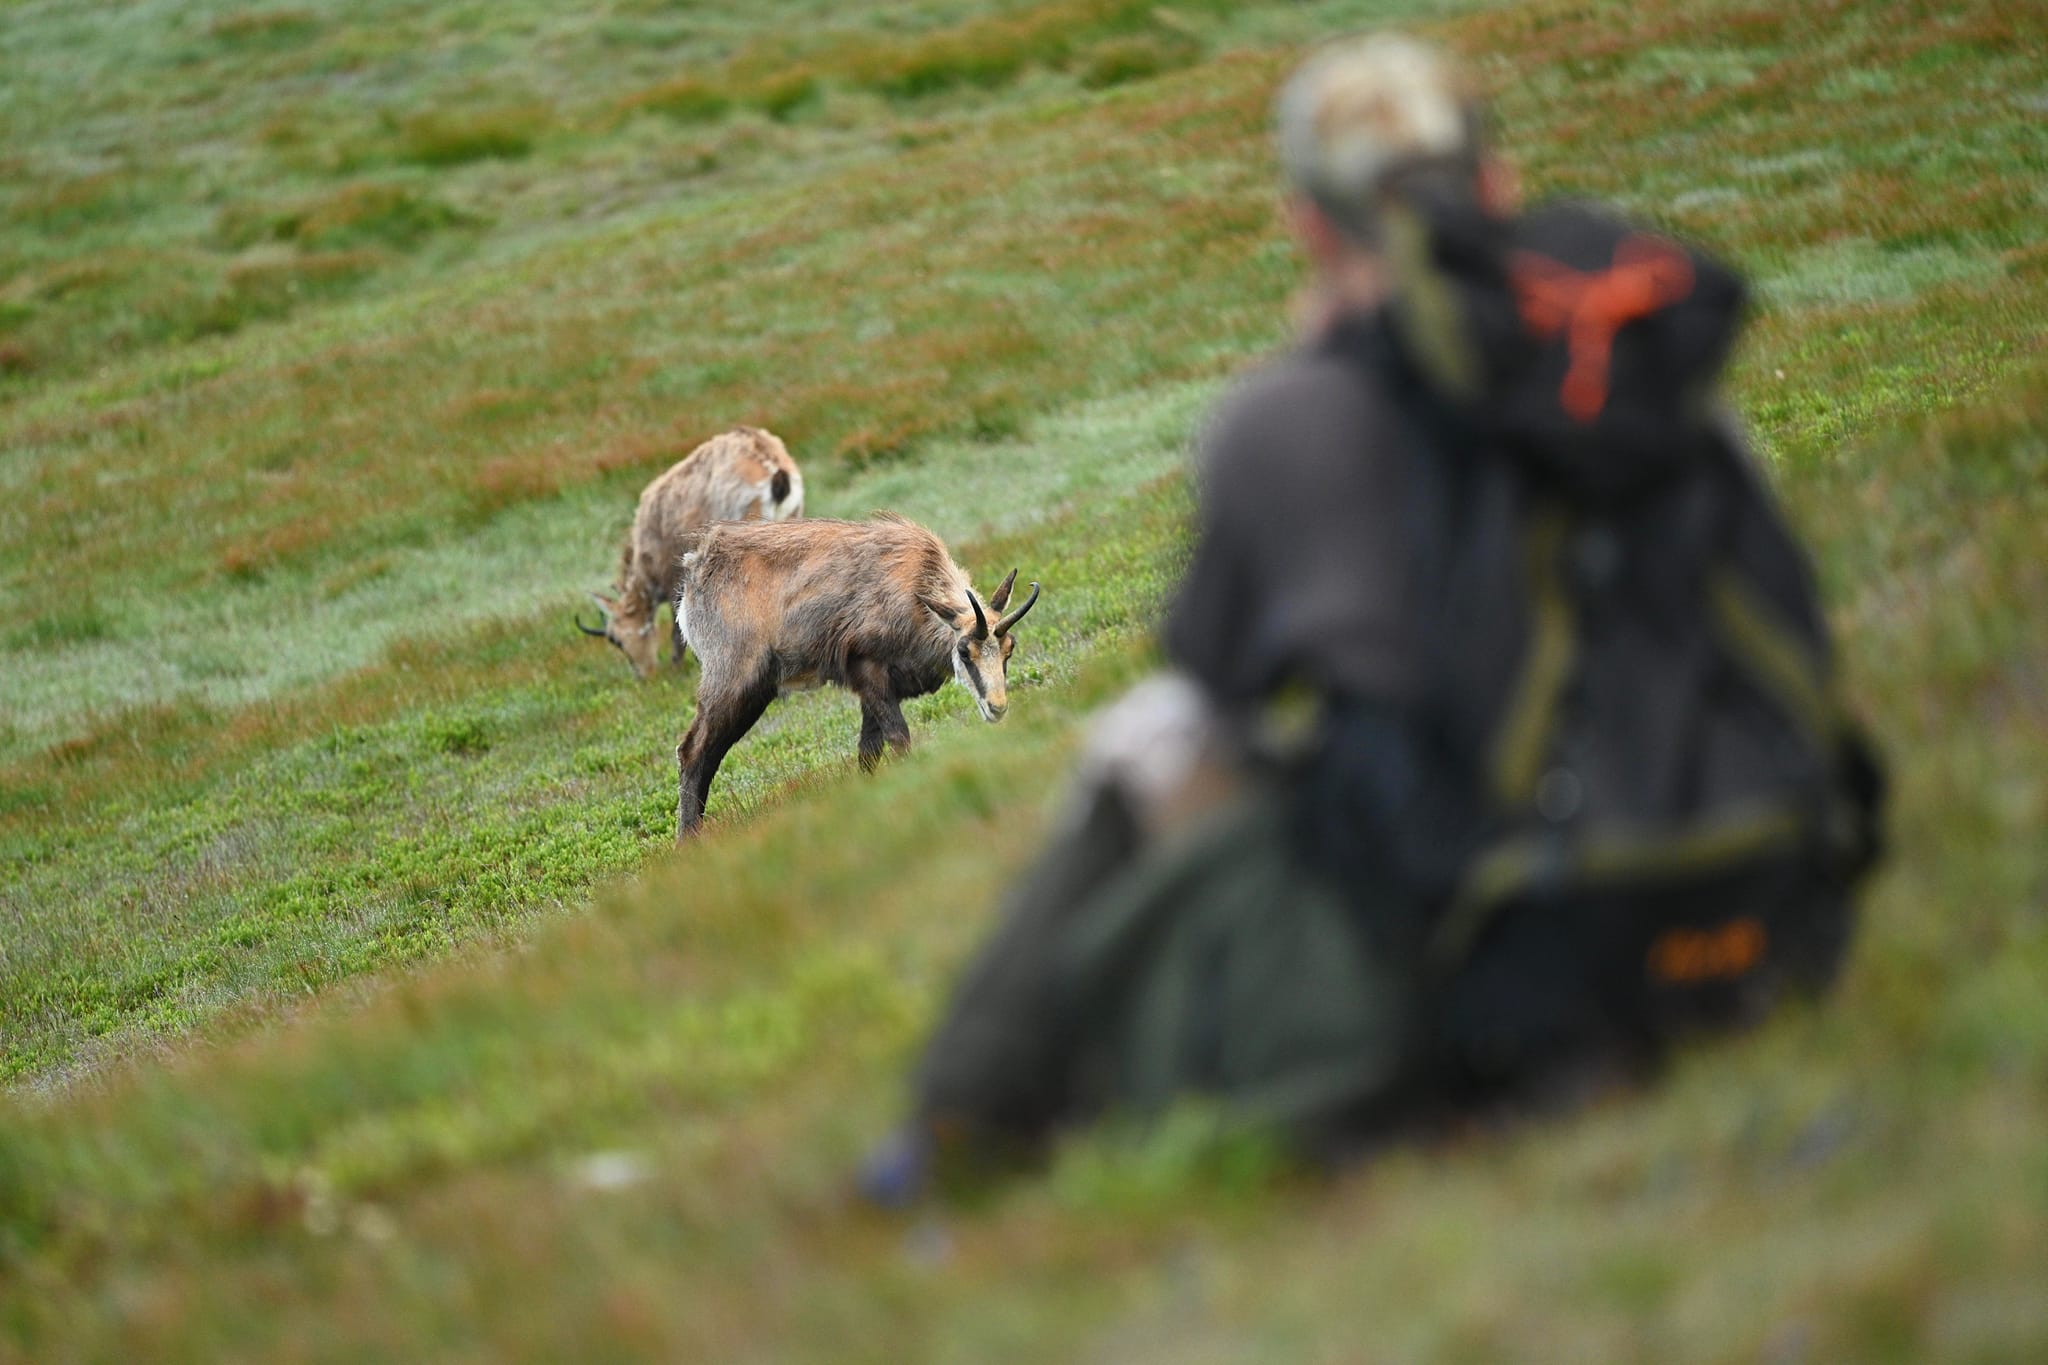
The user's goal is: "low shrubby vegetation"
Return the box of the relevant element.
[617,0,1224,121]
[0,0,2042,1358]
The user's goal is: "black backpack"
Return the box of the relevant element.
[1323,193,1887,1094]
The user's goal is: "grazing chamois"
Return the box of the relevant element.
[673,513,1041,838]
[578,426,804,677]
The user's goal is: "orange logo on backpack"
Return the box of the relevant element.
[1510,234,1695,423]
[1647,916,1767,985]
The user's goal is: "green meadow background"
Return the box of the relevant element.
[2,0,2043,1358]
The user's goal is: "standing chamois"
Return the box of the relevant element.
[673,513,1041,838]
[578,426,804,677]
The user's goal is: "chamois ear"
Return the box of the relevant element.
[919,596,963,630]
[987,568,1020,612]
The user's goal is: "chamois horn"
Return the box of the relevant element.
[993,581,1040,636]
[578,591,614,638]
[987,568,1020,612]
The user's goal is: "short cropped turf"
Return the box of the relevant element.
[2,0,2044,1359]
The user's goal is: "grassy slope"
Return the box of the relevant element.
[3,0,2046,1359]
[0,0,1343,1078]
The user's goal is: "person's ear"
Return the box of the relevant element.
[1285,194,1347,267]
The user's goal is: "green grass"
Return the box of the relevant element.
[2,0,2046,1358]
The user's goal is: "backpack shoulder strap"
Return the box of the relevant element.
[1487,502,1575,810]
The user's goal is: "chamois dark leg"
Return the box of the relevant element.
[670,617,688,668]
[855,693,913,773]
[850,659,913,773]
[675,675,777,840]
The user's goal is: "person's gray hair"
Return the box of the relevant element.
[1275,34,1484,245]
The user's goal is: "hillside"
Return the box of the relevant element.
[3,0,2045,1359]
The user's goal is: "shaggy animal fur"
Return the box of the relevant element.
[580,426,804,677]
[673,513,1040,838]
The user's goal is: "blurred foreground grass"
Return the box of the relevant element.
[2,0,2045,1358]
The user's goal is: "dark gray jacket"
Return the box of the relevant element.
[1166,313,1425,714]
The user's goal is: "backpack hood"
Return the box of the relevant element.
[1387,195,1748,501]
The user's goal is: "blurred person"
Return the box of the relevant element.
[863,34,1884,1202]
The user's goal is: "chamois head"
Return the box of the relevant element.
[920,568,1040,723]
[576,590,663,679]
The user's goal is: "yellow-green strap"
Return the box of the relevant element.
[1429,799,1811,968]
[1383,201,1483,401]
[1490,508,1576,808]
[1708,567,1835,744]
